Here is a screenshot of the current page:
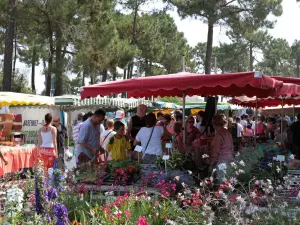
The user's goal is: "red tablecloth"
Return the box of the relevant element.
[0,144,37,176]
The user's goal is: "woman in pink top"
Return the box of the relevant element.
[256,116,267,136]
[208,115,233,181]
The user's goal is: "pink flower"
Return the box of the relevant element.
[125,210,131,219]
[137,216,148,225]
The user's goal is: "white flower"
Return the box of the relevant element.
[104,191,114,196]
[174,176,180,181]
[188,170,192,175]
[202,154,209,158]
[230,177,238,185]
[200,182,203,186]
[268,163,272,167]
[267,179,272,185]
[212,168,217,173]
[250,191,257,198]
[238,169,245,174]
[239,160,245,166]
[181,182,186,188]
[276,166,281,173]
[230,162,237,168]
[290,154,295,160]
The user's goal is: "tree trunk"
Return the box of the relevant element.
[127,1,138,79]
[46,55,53,96]
[54,27,63,96]
[101,69,108,82]
[249,42,254,71]
[113,68,117,81]
[132,0,138,46]
[30,46,36,93]
[82,72,85,86]
[204,22,214,75]
[46,19,54,96]
[31,46,36,94]
[128,63,134,79]
[145,59,149,76]
[2,0,17,91]
[12,22,17,90]
[149,60,152,76]
[123,68,127,80]
[203,21,217,135]
[90,73,94,85]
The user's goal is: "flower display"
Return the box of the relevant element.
[54,203,68,225]
[5,185,24,218]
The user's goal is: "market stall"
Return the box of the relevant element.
[0,92,57,176]
[81,71,283,145]
[54,95,152,139]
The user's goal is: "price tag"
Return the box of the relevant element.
[276,155,285,162]
[165,143,173,148]
[163,155,170,160]
[134,145,143,152]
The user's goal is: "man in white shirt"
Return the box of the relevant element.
[241,115,248,132]
[73,112,85,146]
[236,117,243,152]
[100,120,116,161]
[196,111,205,132]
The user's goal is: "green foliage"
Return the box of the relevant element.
[256,38,294,76]
[156,150,185,170]
[108,160,141,173]
[0,70,33,94]
[158,96,182,105]
[192,41,249,73]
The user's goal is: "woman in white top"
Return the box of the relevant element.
[38,113,58,173]
[134,113,170,164]
[100,119,116,161]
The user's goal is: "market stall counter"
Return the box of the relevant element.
[0,144,37,176]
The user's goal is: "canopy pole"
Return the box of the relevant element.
[182,91,186,148]
[281,98,284,146]
[255,97,258,147]
[293,99,296,121]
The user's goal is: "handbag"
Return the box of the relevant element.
[142,127,155,159]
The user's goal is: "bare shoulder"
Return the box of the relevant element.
[51,126,57,133]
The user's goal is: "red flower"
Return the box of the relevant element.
[138,216,148,225]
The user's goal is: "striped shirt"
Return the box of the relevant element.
[73,121,83,144]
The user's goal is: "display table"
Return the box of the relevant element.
[0,144,37,176]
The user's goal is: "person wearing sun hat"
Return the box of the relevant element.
[114,109,127,128]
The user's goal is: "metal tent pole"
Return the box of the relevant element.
[182,91,186,148]
[293,99,296,121]
[281,98,284,146]
[255,97,258,146]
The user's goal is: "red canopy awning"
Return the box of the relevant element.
[232,83,300,108]
[81,72,283,99]
[271,76,300,85]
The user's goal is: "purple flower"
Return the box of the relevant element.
[54,203,68,225]
[35,175,44,214]
[45,187,58,201]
